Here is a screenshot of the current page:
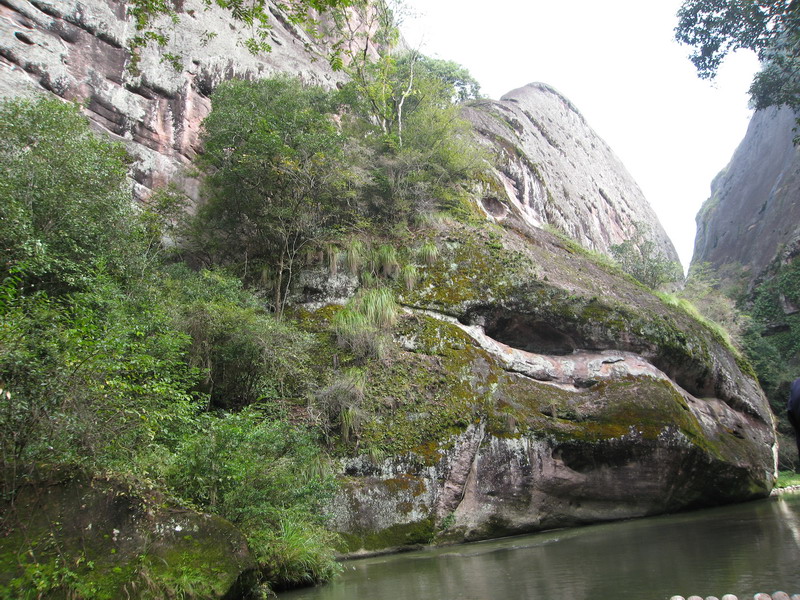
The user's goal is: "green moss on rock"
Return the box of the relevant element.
[0,475,256,600]
[338,517,437,553]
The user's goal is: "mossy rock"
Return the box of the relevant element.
[0,474,257,600]
[337,517,436,554]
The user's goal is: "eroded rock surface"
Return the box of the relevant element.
[0,0,346,198]
[324,222,775,555]
[693,106,800,286]
[465,83,679,260]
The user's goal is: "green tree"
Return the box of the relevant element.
[0,99,136,293]
[610,223,683,290]
[190,76,353,312]
[675,0,800,112]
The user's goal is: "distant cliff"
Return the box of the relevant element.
[691,105,800,469]
[465,83,679,260]
[693,106,800,285]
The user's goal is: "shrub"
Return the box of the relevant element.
[610,223,683,290]
[0,98,137,294]
[162,267,314,410]
[165,410,341,587]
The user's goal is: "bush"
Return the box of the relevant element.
[0,99,202,494]
[165,410,341,587]
[160,267,314,410]
[0,273,202,496]
[0,98,137,293]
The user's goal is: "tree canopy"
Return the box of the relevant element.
[675,0,800,112]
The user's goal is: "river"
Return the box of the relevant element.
[281,494,800,600]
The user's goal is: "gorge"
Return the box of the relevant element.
[0,1,790,598]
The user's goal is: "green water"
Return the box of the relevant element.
[281,494,800,600]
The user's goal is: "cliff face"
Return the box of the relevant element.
[324,219,774,554]
[693,106,800,283]
[0,0,777,581]
[465,83,679,260]
[0,0,345,197]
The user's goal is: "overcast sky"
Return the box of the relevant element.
[400,0,761,270]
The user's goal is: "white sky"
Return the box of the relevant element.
[400,0,761,270]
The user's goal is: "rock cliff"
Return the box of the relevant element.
[321,219,775,554]
[465,83,679,260]
[0,0,778,588]
[0,0,346,198]
[692,106,800,285]
[691,105,800,469]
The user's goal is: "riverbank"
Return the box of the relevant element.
[772,471,800,495]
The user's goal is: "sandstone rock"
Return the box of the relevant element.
[693,106,800,287]
[0,474,257,599]
[465,83,679,261]
[324,222,775,555]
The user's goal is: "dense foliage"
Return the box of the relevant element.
[189,76,353,311]
[0,98,339,595]
[188,62,485,312]
[0,13,487,586]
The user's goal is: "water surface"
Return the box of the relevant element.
[282,494,800,600]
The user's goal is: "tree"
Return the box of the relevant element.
[333,1,480,148]
[0,99,136,293]
[610,223,684,290]
[190,77,353,312]
[675,0,800,112]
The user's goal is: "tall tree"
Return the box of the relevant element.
[190,77,352,313]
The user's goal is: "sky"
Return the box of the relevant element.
[399,0,761,270]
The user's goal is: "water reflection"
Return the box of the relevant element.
[281,495,800,600]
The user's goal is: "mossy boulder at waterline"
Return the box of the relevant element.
[310,222,776,555]
[0,474,257,599]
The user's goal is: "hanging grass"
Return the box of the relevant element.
[313,368,366,443]
[325,243,340,276]
[331,288,398,360]
[401,263,418,291]
[344,239,365,275]
[358,287,398,329]
[418,241,439,265]
[376,244,400,278]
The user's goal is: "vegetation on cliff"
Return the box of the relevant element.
[0,8,487,590]
[0,4,781,596]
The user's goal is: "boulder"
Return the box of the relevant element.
[0,474,257,599]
